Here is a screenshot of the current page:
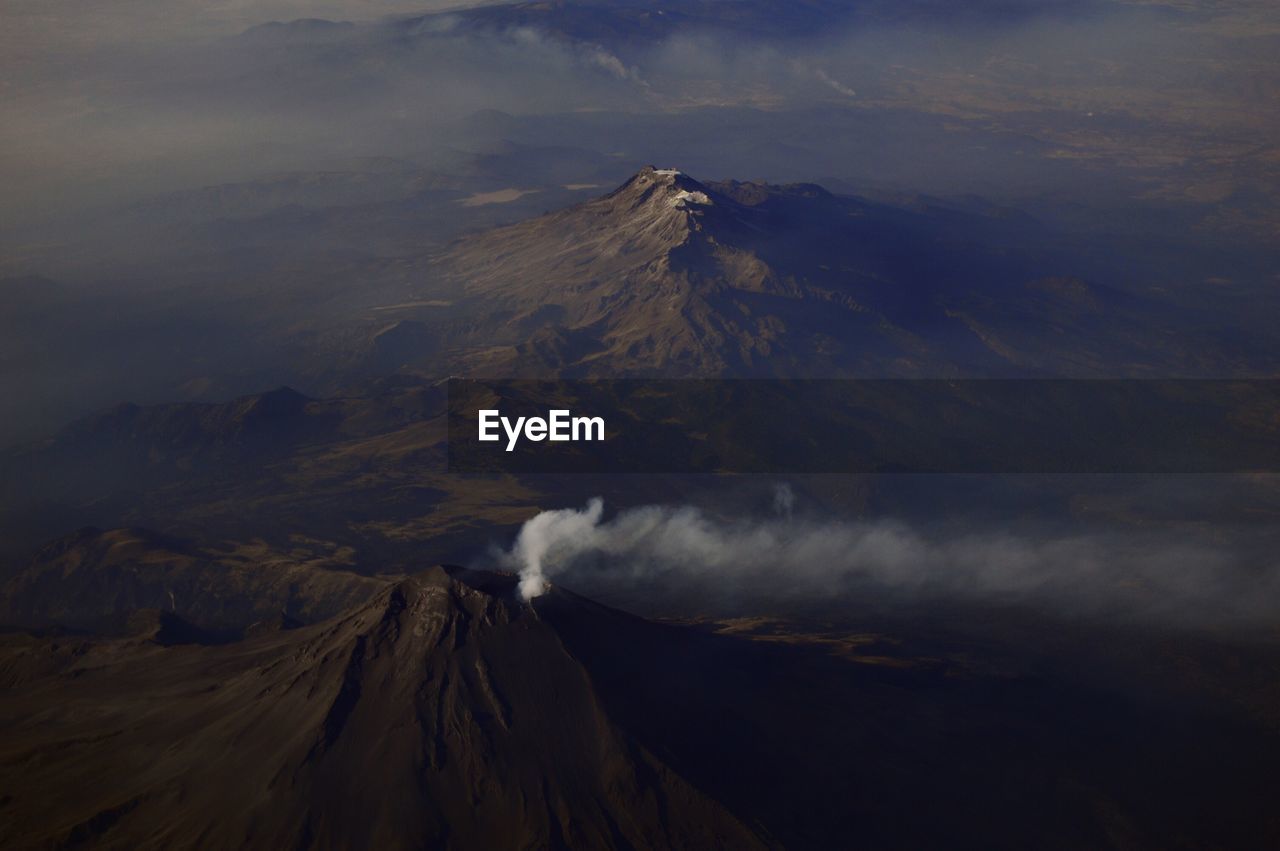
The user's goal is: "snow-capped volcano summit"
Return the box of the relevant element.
[602,166,739,231]
[434,166,1159,378]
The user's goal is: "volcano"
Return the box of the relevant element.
[1,565,1278,849]
[436,166,1182,377]
[0,566,765,849]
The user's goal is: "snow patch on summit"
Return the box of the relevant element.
[670,189,712,208]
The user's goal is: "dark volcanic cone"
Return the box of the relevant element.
[2,565,1278,849]
[0,566,766,850]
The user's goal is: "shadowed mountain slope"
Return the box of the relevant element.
[2,566,1277,849]
[0,567,768,850]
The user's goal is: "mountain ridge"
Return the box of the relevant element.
[4,564,1277,849]
[0,565,770,850]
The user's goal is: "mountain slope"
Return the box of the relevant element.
[3,565,1277,849]
[0,527,388,634]
[0,567,768,850]
[442,167,802,374]
[435,166,1188,377]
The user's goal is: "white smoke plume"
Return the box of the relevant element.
[813,68,857,98]
[510,497,606,600]
[772,482,795,519]
[499,497,1280,626]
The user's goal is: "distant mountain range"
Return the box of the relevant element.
[397,0,1113,50]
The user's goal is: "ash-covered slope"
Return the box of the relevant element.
[0,566,767,850]
[437,166,1186,377]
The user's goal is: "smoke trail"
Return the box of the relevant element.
[498,497,1280,625]
[773,482,795,519]
[510,497,605,600]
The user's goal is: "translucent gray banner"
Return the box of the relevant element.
[447,379,1280,474]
